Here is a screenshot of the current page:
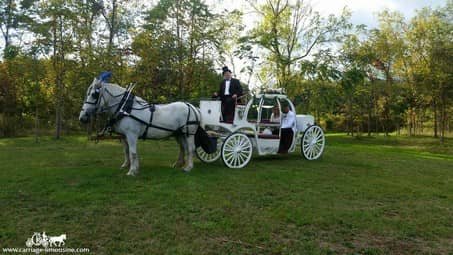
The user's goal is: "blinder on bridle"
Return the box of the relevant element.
[92,88,100,100]
[84,84,102,106]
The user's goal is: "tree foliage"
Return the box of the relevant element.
[0,0,451,141]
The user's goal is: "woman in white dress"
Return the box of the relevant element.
[270,106,280,123]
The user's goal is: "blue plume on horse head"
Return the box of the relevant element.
[98,71,112,83]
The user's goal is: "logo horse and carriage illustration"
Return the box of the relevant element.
[25,232,67,248]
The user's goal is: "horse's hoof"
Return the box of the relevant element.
[126,171,137,176]
[182,167,192,173]
[172,162,184,168]
[120,163,129,169]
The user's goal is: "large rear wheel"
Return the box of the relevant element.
[301,125,325,160]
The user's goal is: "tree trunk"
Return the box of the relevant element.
[107,0,117,64]
[175,0,184,99]
[349,98,354,137]
[33,57,40,143]
[35,105,40,143]
[374,94,379,135]
[433,98,438,138]
[55,79,63,139]
[440,89,446,143]
[411,111,414,136]
[3,0,13,51]
[54,16,65,139]
[367,106,371,136]
[53,18,60,139]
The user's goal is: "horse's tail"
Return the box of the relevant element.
[195,126,216,153]
[190,104,216,153]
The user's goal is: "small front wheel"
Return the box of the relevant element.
[196,140,221,163]
[221,133,253,168]
[301,125,325,160]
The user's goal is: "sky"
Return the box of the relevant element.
[212,0,446,28]
[312,0,446,28]
[208,0,447,83]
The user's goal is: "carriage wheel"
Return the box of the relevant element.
[301,125,325,160]
[221,133,253,168]
[196,142,221,163]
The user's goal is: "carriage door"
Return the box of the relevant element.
[278,97,297,152]
[246,97,261,131]
[255,96,281,155]
[259,97,281,136]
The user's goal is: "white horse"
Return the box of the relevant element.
[49,234,66,247]
[79,76,204,175]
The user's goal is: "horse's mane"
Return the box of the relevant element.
[104,83,149,105]
[104,83,126,95]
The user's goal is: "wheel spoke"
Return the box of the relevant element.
[313,128,320,137]
[308,146,314,158]
[309,147,315,159]
[314,133,322,141]
[241,144,251,151]
[309,147,314,159]
[313,144,321,153]
[223,147,235,152]
[233,155,239,166]
[235,154,243,165]
[224,149,233,155]
[225,144,232,150]
[312,145,319,155]
[311,143,318,156]
[238,152,246,163]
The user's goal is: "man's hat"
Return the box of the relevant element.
[222,66,232,74]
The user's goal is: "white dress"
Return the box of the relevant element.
[270,113,280,123]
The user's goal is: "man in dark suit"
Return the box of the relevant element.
[213,66,243,122]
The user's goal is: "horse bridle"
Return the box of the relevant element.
[84,84,102,105]
[84,82,124,114]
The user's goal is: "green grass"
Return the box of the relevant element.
[0,134,452,254]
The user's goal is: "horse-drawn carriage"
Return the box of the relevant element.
[196,92,325,168]
[80,72,324,175]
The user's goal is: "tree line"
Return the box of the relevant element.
[0,0,451,142]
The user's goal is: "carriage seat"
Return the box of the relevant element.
[258,134,280,139]
[260,119,276,123]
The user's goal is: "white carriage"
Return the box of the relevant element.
[196,92,325,168]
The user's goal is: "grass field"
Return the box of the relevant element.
[0,134,452,254]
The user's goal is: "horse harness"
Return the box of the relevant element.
[101,87,199,140]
